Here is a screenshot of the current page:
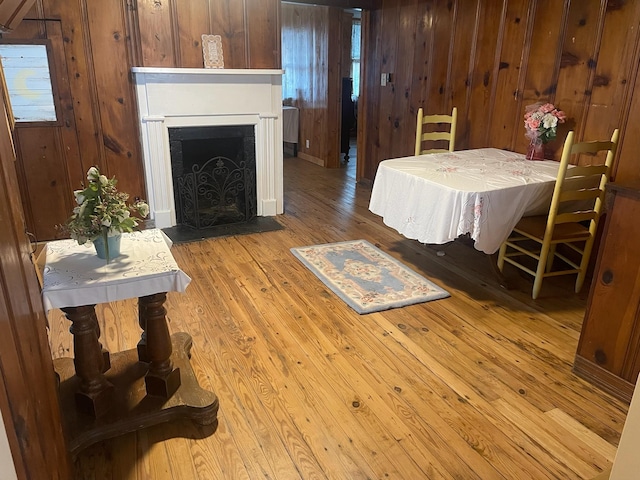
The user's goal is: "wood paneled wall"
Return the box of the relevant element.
[359,0,640,183]
[8,0,640,233]
[134,0,281,69]
[6,0,281,240]
[0,80,71,479]
[281,3,346,168]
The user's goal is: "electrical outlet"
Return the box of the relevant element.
[305,139,310,148]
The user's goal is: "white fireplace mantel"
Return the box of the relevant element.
[132,67,284,229]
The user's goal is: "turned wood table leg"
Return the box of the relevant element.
[137,301,149,362]
[91,309,111,372]
[61,305,114,417]
[139,293,181,397]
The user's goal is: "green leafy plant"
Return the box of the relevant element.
[63,166,149,246]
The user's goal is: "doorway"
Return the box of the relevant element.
[340,10,361,180]
[280,3,363,172]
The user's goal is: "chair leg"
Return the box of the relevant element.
[574,253,587,293]
[575,239,595,293]
[497,242,507,272]
[532,242,552,300]
[546,245,556,273]
[532,271,544,300]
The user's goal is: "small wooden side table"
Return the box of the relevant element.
[40,229,218,455]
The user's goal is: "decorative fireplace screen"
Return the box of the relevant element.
[169,125,256,229]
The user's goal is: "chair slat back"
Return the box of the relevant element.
[559,186,602,203]
[544,129,619,238]
[421,132,454,142]
[565,164,608,178]
[415,107,457,155]
[571,140,616,155]
[421,113,455,123]
[555,211,598,225]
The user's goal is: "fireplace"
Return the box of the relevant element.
[132,67,284,229]
[169,125,256,229]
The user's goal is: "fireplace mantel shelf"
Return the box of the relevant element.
[132,67,284,76]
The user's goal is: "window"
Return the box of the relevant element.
[281,23,313,102]
[0,43,57,123]
[350,18,361,101]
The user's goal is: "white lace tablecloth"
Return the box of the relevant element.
[369,148,563,254]
[40,229,191,310]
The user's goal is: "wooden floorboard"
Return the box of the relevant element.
[49,155,628,479]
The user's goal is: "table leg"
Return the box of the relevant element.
[137,302,149,363]
[139,293,181,398]
[61,305,114,417]
[91,309,111,372]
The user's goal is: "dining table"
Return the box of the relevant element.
[368,148,563,255]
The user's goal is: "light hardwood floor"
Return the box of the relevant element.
[49,155,627,479]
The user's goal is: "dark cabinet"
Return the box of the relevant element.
[574,183,640,403]
[341,77,355,162]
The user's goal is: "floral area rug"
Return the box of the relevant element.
[290,240,450,314]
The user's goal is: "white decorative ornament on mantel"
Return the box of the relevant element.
[202,34,224,69]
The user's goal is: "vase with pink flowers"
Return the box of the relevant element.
[523,102,567,160]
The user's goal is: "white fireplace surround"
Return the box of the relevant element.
[132,67,284,229]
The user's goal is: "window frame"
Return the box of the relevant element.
[0,38,63,128]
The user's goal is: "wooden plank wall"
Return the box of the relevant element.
[359,0,640,183]
[135,0,281,69]
[281,3,345,168]
[0,83,71,479]
[7,0,280,240]
[8,0,640,230]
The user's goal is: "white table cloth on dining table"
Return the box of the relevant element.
[368,148,563,254]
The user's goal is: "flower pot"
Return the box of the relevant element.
[93,234,122,262]
[526,139,545,161]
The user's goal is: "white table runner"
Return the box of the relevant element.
[40,228,191,310]
[369,148,562,254]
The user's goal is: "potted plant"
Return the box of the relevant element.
[63,166,149,262]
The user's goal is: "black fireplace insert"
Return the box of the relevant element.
[169,125,256,229]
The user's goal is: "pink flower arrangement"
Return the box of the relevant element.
[524,102,567,144]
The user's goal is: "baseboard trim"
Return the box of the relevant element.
[573,355,633,404]
[297,152,324,166]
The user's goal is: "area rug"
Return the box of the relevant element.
[291,240,450,314]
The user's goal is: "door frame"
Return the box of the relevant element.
[0,72,72,479]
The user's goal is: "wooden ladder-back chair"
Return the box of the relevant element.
[414,107,458,155]
[497,128,619,299]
